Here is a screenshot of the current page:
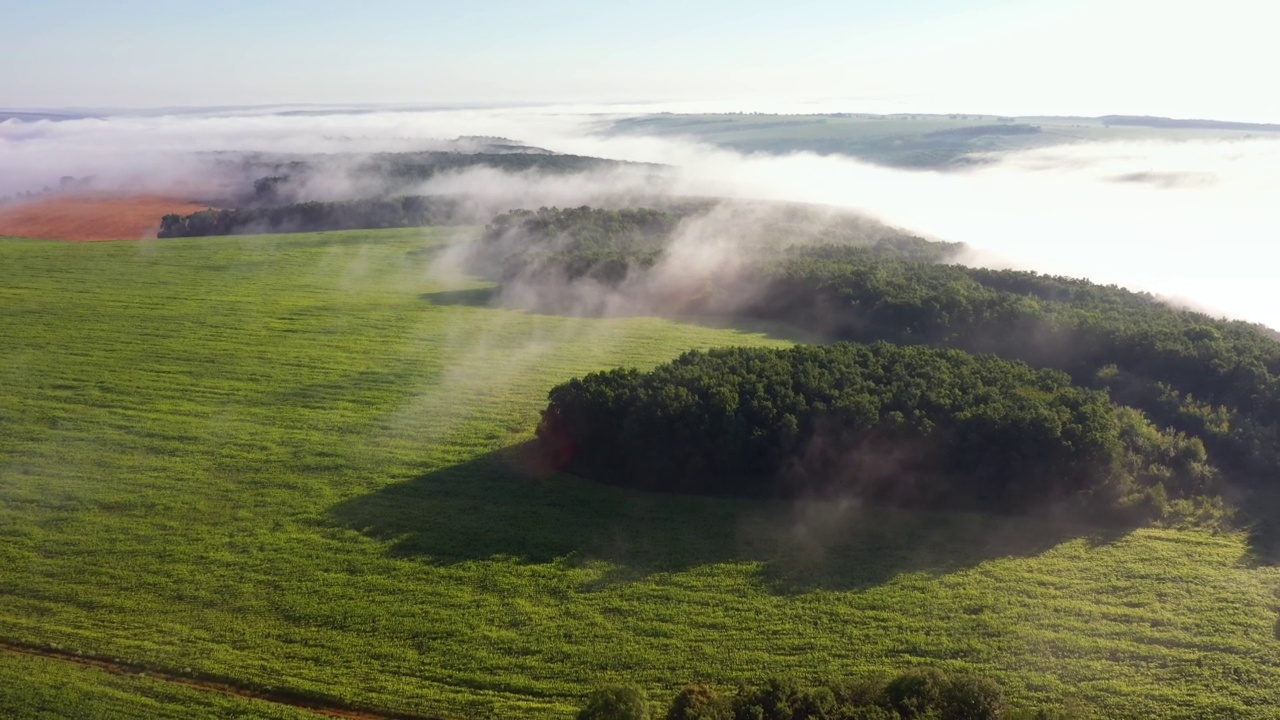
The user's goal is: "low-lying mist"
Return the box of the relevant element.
[451,201,930,322]
[540,127,1280,330]
[3,104,1277,328]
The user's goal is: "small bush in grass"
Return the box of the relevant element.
[942,674,1006,720]
[579,684,649,720]
[831,675,896,720]
[884,668,950,719]
[731,677,837,720]
[667,683,732,720]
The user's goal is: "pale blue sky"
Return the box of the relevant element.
[3,0,1275,119]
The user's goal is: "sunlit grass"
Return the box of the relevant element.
[1,230,1278,719]
[0,651,316,719]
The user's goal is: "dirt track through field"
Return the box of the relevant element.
[0,639,444,720]
[0,195,210,241]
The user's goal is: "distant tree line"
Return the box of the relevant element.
[579,669,1081,720]
[471,205,955,283]
[1097,116,1280,133]
[155,148,663,236]
[229,150,656,206]
[354,150,637,183]
[540,342,1212,517]
[0,175,95,205]
[157,196,461,238]
[471,206,692,284]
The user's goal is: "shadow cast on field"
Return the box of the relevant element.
[331,443,1122,594]
[419,286,500,307]
[1229,489,1280,569]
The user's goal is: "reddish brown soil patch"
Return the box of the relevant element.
[0,194,210,241]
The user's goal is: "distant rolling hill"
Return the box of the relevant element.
[605,112,1279,169]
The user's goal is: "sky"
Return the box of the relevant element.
[3,0,1277,120]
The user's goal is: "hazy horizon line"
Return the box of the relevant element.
[5,101,1280,126]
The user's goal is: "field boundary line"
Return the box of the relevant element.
[0,638,446,720]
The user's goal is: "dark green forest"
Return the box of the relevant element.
[539,343,1212,517]
[158,196,461,237]
[472,205,952,282]
[471,206,692,283]
[735,251,1280,498]
[484,206,1279,530]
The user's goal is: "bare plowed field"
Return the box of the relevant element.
[0,195,208,241]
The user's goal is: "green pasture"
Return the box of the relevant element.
[1,230,1278,719]
[0,651,315,720]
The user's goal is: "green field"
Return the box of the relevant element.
[2,229,1280,719]
[0,650,318,719]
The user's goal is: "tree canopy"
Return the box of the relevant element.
[579,668,1073,720]
[487,206,1276,507]
[158,196,460,238]
[539,342,1212,515]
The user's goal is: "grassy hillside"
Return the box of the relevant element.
[0,651,317,719]
[2,230,1279,719]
